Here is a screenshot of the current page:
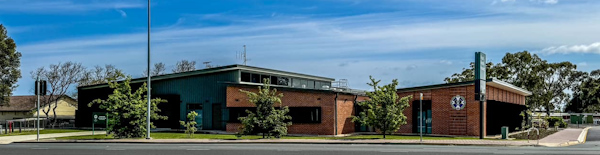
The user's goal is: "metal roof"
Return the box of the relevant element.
[396,78,532,96]
[80,64,335,90]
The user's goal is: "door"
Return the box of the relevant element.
[212,103,223,130]
[187,104,203,130]
[413,100,432,134]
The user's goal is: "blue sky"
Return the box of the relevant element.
[1,0,600,95]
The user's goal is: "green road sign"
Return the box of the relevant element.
[93,112,108,124]
[475,52,486,101]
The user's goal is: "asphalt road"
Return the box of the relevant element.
[0,127,598,155]
[568,126,600,149]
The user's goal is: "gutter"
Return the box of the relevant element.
[334,93,338,135]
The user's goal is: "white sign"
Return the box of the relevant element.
[451,95,466,110]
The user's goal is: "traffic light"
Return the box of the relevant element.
[35,80,47,95]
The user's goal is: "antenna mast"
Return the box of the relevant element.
[237,45,248,65]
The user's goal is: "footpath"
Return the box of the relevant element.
[10,127,591,147]
[0,131,106,144]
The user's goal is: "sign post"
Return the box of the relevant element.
[34,78,46,141]
[93,112,108,136]
[475,52,486,139]
[419,93,423,143]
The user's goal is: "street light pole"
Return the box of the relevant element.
[36,77,40,141]
[146,0,152,140]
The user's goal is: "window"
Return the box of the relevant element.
[228,107,256,123]
[260,74,270,83]
[300,79,308,88]
[270,76,278,85]
[306,80,315,89]
[292,78,302,88]
[277,77,289,86]
[251,74,260,83]
[288,107,321,123]
[241,72,251,82]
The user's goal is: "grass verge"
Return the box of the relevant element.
[56,133,481,140]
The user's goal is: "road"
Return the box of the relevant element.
[0,127,597,155]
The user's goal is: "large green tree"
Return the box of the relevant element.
[445,51,579,115]
[352,76,411,139]
[566,70,600,113]
[0,24,21,106]
[238,79,291,138]
[88,77,167,138]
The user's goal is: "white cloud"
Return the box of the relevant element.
[11,0,600,94]
[539,42,600,55]
[116,9,127,18]
[578,62,588,67]
[492,0,558,5]
[0,0,145,14]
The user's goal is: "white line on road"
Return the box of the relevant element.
[186,149,210,151]
[31,148,48,150]
[106,149,126,150]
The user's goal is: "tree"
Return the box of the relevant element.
[31,62,85,128]
[179,111,198,138]
[566,70,600,113]
[352,76,411,139]
[0,24,22,106]
[537,62,578,115]
[444,51,580,115]
[88,77,167,138]
[143,62,166,77]
[444,62,507,83]
[172,60,197,73]
[80,64,126,86]
[238,79,292,138]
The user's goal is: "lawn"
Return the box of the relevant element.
[0,129,87,137]
[56,132,480,140]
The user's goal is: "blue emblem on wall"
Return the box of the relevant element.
[450,95,466,110]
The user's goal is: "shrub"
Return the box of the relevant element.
[179,111,198,138]
[546,117,567,128]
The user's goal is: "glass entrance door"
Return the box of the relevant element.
[417,110,432,134]
[413,100,432,134]
[187,104,203,130]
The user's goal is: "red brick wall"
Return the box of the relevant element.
[396,85,525,137]
[226,86,362,135]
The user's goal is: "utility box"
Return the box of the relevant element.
[501,126,509,139]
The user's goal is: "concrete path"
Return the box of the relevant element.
[539,128,589,147]
[0,131,106,144]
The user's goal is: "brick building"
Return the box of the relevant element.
[76,64,530,137]
[77,64,366,136]
[392,79,531,137]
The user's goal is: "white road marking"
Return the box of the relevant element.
[186,149,210,151]
[31,148,48,150]
[106,149,125,150]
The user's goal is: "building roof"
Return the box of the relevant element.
[396,78,532,96]
[227,82,367,96]
[0,95,74,112]
[80,64,336,90]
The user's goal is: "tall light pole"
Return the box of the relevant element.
[146,0,152,140]
[36,77,40,141]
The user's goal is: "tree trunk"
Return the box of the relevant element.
[51,100,58,128]
[383,131,386,139]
